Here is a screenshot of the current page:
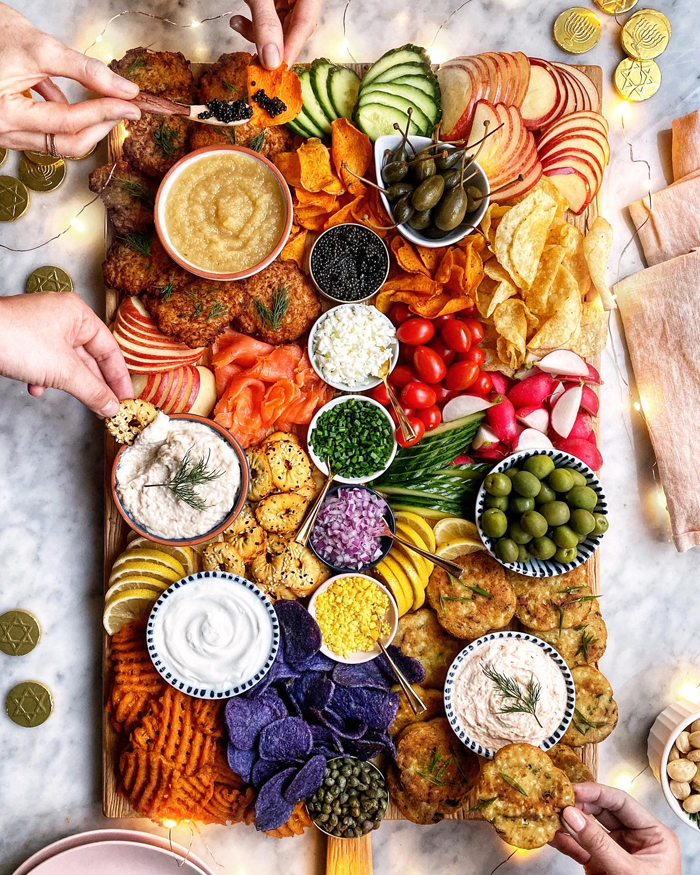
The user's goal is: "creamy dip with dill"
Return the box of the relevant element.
[164,151,287,273]
[116,412,241,539]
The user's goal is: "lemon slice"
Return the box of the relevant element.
[125,537,198,575]
[126,529,140,544]
[394,522,433,577]
[395,511,436,553]
[390,547,427,611]
[374,559,411,616]
[381,555,414,615]
[112,548,186,579]
[103,588,158,635]
[109,559,181,587]
[435,536,486,560]
[433,517,479,547]
[105,576,168,603]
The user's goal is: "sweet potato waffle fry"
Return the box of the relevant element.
[108,621,164,733]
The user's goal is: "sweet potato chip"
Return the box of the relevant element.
[274,151,302,188]
[495,189,557,289]
[527,265,581,350]
[331,118,372,196]
[584,216,615,310]
[295,188,337,210]
[523,245,567,316]
[247,62,303,127]
[324,195,365,228]
[415,244,448,272]
[392,291,474,318]
[382,274,438,295]
[298,138,343,193]
[392,237,430,275]
[280,229,308,268]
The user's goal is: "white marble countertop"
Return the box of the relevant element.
[1,0,700,872]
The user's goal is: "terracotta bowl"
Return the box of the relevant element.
[154,145,293,281]
[111,413,249,547]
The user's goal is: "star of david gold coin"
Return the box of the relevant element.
[25,266,74,294]
[615,57,662,101]
[594,0,639,13]
[0,175,29,222]
[23,150,62,167]
[0,610,41,656]
[0,148,7,168]
[554,7,602,54]
[622,9,671,60]
[18,154,66,193]
[6,681,53,728]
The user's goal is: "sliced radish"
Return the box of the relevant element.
[442,394,492,422]
[513,428,554,451]
[551,385,583,439]
[486,395,519,444]
[507,372,554,409]
[488,372,511,396]
[516,406,550,433]
[549,381,565,407]
[537,349,589,377]
[569,411,593,440]
[476,443,508,461]
[564,382,600,416]
[472,423,500,450]
[585,363,602,384]
[554,437,603,470]
[450,453,474,465]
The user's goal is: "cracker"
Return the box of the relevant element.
[105,398,158,445]
[563,666,618,747]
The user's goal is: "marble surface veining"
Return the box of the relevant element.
[1,1,700,873]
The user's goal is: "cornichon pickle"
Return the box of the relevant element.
[435,186,468,231]
[412,174,445,211]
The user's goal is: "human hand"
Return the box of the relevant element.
[230,0,325,68]
[0,2,140,156]
[551,782,682,875]
[0,293,133,418]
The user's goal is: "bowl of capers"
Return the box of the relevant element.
[306,756,389,838]
[373,133,490,248]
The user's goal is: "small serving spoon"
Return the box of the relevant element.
[375,358,416,444]
[294,459,335,548]
[132,92,253,127]
[380,520,466,579]
[374,616,427,716]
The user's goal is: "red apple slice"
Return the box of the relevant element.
[161,367,186,412]
[542,147,603,187]
[521,59,564,130]
[489,118,534,188]
[498,52,519,105]
[511,52,531,108]
[473,54,500,105]
[131,373,149,399]
[554,64,578,120]
[552,63,588,112]
[438,63,476,139]
[487,105,525,184]
[556,63,600,111]
[181,366,201,413]
[542,152,601,199]
[190,366,217,416]
[491,156,543,202]
[542,166,591,214]
[484,52,508,105]
[174,366,196,413]
[538,111,609,142]
[539,129,609,166]
[151,369,177,408]
[466,100,502,170]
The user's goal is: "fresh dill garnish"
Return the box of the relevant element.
[469,797,498,812]
[417,749,455,787]
[500,773,528,797]
[447,571,493,599]
[572,707,605,737]
[576,628,597,664]
[191,301,204,320]
[160,279,174,301]
[145,448,223,511]
[153,121,180,157]
[482,664,542,727]
[125,55,147,79]
[115,177,154,207]
[223,126,237,146]
[254,284,290,330]
[123,232,151,256]
[248,130,265,152]
[557,585,585,596]
[222,78,238,94]
[207,301,228,321]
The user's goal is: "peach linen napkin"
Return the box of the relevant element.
[615,248,700,552]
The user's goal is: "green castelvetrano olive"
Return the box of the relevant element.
[530,535,557,560]
[442,168,462,189]
[512,470,542,498]
[520,510,548,538]
[382,160,408,184]
[592,512,609,536]
[554,524,579,549]
[408,208,433,230]
[566,485,598,510]
[523,454,556,480]
[412,174,445,211]
[535,483,556,505]
[435,187,468,231]
[541,500,571,527]
[413,156,436,181]
[485,494,509,511]
[485,472,513,496]
[436,148,463,171]
[561,467,587,487]
[509,521,533,545]
[495,538,519,563]
[517,545,531,562]
[570,508,596,536]
[482,508,508,538]
[549,468,575,493]
[505,468,519,480]
[509,495,535,514]
[386,182,413,202]
[554,546,578,563]
[393,193,415,224]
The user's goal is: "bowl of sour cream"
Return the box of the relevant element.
[147,571,280,698]
[111,411,249,547]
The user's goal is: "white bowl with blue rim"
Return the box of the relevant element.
[374,134,490,249]
[444,630,576,760]
[475,449,608,579]
[146,571,279,699]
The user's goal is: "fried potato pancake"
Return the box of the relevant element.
[546,743,594,784]
[533,604,608,668]
[427,552,516,639]
[392,608,463,689]
[123,114,190,178]
[197,52,252,103]
[386,764,463,825]
[102,233,188,297]
[89,161,155,236]
[390,684,444,737]
[509,565,592,631]
[110,48,195,101]
[563,665,619,747]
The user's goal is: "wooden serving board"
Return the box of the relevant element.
[102,63,603,823]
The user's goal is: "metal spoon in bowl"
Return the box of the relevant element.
[375,358,416,444]
[132,92,254,127]
[294,459,335,548]
[379,520,466,579]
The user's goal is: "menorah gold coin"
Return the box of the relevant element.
[554,7,602,54]
[0,176,29,222]
[25,266,74,294]
[594,0,638,13]
[66,142,97,161]
[18,154,66,193]
[23,150,62,167]
[614,57,662,101]
[622,9,671,60]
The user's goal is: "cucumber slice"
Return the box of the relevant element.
[327,66,361,119]
[361,44,432,88]
[287,103,325,138]
[354,102,422,141]
[393,74,440,98]
[297,68,331,135]
[310,58,337,123]
[373,63,431,84]
[361,82,439,126]
[357,91,431,135]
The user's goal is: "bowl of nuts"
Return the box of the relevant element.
[648,698,700,830]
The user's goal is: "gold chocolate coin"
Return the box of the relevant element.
[594,0,638,13]
[67,142,97,161]
[0,148,7,168]
[18,154,66,193]
[0,610,41,656]
[622,9,671,60]
[23,150,62,167]
[25,266,74,294]
[0,176,29,222]
[554,8,602,54]
[6,681,53,728]
[615,57,662,101]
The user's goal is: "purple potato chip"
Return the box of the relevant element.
[331,687,399,731]
[342,737,386,760]
[332,661,392,691]
[255,767,297,832]
[225,693,288,750]
[278,683,303,717]
[227,745,257,783]
[283,754,327,804]
[365,728,397,759]
[296,652,336,673]
[252,757,291,789]
[259,716,313,762]
[310,707,368,739]
[291,673,335,712]
[377,646,426,685]
[274,600,322,665]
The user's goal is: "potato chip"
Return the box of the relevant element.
[478,276,517,319]
[583,216,615,310]
[482,347,516,377]
[280,229,307,268]
[274,151,302,188]
[481,203,510,242]
[527,265,581,350]
[415,244,448,272]
[392,237,430,275]
[569,299,609,357]
[331,118,372,196]
[297,138,343,194]
[523,245,566,316]
[247,62,303,127]
[493,299,531,367]
[484,259,516,286]
[494,189,557,289]
[555,223,591,299]
[399,292,474,318]
[511,176,569,218]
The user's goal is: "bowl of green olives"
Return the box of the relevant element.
[475,449,608,578]
[373,134,490,249]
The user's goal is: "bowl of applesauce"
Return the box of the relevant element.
[155,145,293,281]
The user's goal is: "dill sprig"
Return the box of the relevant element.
[248,130,265,152]
[469,797,498,812]
[145,448,223,511]
[153,120,180,157]
[125,55,147,79]
[123,232,151,256]
[447,571,493,598]
[160,279,175,301]
[254,284,290,330]
[191,301,204,320]
[222,78,239,94]
[223,127,237,146]
[482,664,542,727]
[500,773,528,797]
[417,749,455,787]
[572,707,605,737]
[576,628,597,664]
[207,301,228,321]
[115,177,154,207]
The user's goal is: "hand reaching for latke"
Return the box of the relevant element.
[552,782,682,875]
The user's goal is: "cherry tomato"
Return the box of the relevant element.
[369,382,390,405]
[388,404,415,427]
[388,364,417,389]
[462,317,485,344]
[413,346,447,384]
[441,319,472,353]
[428,337,456,367]
[400,380,437,410]
[461,304,478,317]
[417,404,442,431]
[432,384,458,406]
[445,360,479,392]
[396,417,425,448]
[470,370,493,397]
[396,317,435,346]
[389,303,412,325]
[459,346,485,366]
[432,313,455,329]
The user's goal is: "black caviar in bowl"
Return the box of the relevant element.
[309,223,390,303]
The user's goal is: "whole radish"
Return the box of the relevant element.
[488,371,511,396]
[474,442,508,461]
[568,411,593,441]
[553,437,603,470]
[486,395,519,444]
[507,372,554,410]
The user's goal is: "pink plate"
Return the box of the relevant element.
[11,831,215,875]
